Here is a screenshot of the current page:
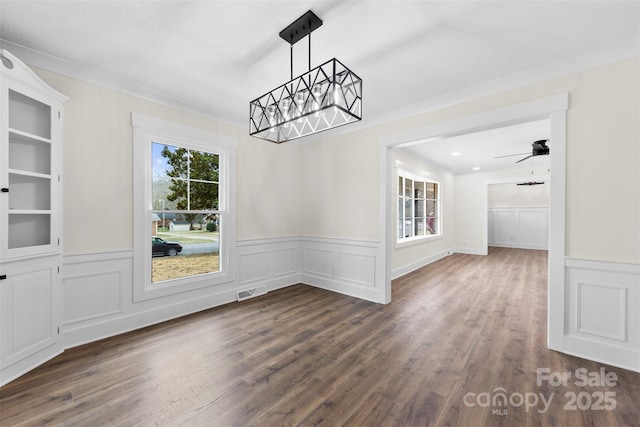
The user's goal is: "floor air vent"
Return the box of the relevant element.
[237,285,267,301]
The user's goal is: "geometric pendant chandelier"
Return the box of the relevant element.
[249,10,362,143]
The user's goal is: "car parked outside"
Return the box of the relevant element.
[152,236,183,256]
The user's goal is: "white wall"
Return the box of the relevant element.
[488,182,549,208]
[488,208,549,250]
[487,182,549,250]
[453,168,550,253]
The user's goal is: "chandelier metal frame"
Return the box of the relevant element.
[249,10,362,143]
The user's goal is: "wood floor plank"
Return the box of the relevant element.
[1,247,639,426]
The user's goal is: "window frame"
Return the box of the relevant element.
[132,113,236,302]
[396,169,442,245]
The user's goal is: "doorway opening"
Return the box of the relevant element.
[379,94,568,352]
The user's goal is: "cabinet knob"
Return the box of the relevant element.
[1,188,8,193]
[0,275,6,280]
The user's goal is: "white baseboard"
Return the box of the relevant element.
[391,249,451,280]
[489,243,547,250]
[453,247,488,256]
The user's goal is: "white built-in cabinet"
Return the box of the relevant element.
[0,50,68,386]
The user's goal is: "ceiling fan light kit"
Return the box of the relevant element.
[517,181,545,186]
[249,10,362,143]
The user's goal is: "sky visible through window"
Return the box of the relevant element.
[152,142,172,179]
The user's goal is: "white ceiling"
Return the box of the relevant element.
[1,0,638,169]
[399,119,551,175]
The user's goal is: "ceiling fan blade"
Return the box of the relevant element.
[515,154,533,163]
[494,152,529,159]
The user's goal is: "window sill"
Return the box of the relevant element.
[137,270,236,302]
[395,234,443,249]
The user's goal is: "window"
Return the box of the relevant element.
[132,113,236,301]
[151,142,220,283]
[398,172,440,242]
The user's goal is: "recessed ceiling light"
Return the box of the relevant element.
[451,152,460,156]
[472,167,480,171]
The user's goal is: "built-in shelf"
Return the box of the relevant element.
[9,128,52,143]
[1,48,68,387]
[8,169,52,180]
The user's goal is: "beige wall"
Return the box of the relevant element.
[33,68,303,253]
[307,57,639,264]
[33,56,639,265]
[236,137,302,240]
[299,128,380,240]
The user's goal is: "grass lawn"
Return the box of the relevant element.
[152,253,220,282]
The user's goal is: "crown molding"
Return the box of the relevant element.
[0,39,241,130]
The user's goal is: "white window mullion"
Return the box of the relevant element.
[132,113,236,302]
[397,170,441,243]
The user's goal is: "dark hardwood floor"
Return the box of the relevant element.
[1,247,639,426]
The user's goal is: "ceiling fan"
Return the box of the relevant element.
[495,139,550,163]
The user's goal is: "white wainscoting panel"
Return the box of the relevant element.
[238,250,270,284]
[301,237,383,303]
[63,250,238,349]
[237,237,301,292]
[565,258,640,372]
[273,248,298,278]
[64,270,123,324]
[303,248,334,278]
[488,207,548,250]
[337,251,375,286]
[62,251,133,347]
[576,282,626,341]
[60,237,382,352]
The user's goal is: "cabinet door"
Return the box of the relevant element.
[0,257,62,386]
